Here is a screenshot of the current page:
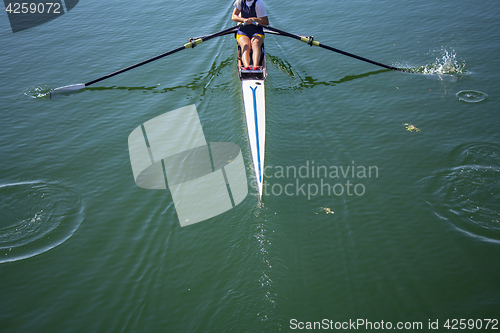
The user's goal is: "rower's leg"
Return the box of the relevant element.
[251,35,264,68]
[237,35,251,68]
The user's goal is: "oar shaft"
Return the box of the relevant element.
[85,45,186,86]
[318,44,402,71]
[259,24,407,72]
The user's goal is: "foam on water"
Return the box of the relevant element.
[22,85,52,99]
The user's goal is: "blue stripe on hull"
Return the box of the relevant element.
[250,85,262,183]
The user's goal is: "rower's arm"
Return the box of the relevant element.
[232,8,245,23]
[232,8,269,26]
[247,16,269,25]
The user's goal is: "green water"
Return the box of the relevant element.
[1,0,499,332]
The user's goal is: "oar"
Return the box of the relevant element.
[50,26,239,98]
[256,23,408,72]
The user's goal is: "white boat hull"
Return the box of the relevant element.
[241,79,266,198]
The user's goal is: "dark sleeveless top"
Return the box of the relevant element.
[238,0,265,37]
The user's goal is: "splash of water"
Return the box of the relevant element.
[410,49,466,75]
[23,85,52,99]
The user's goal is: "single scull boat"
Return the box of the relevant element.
[50,23,407,202]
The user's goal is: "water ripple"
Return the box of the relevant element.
[0,180,85,263]
[456,90,488,103]
[419,143,500,243]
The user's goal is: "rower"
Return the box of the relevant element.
[232,0,269,70]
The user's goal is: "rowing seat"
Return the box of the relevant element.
[237,44,266,80]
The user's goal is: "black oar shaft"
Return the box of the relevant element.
[318,44,402,71]
[260,24,406,72]
[85,45,186,86]
[85,26,238,87]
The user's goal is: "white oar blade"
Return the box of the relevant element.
[50,83,85,99]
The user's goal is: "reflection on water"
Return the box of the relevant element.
[26,57,236,99]
[267,53,391,90]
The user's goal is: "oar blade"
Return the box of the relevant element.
[50,83,85,99]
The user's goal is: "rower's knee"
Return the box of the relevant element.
[240,41,251,52]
